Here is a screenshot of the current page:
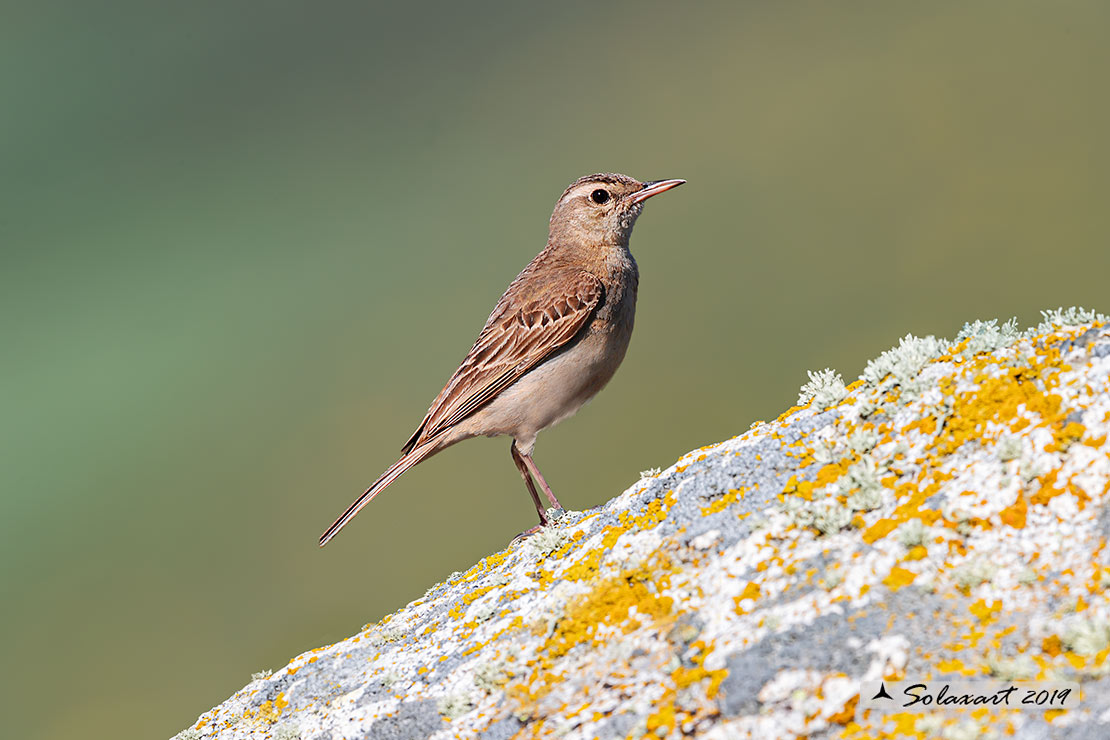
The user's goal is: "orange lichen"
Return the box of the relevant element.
[862,518,899,544]
[883,567,916,591]
[904,545,928,561]
[999,493,1027,528]
[244,693,287,725]
[969,599,1001,622]
[827,694,859,724]
[904,415,937,436]
[674,640,727,698]
[1047,422,1086,452]
[935,658,978,676]
[644,703,677,735]
[562,492,675,582]
[543,560,675,666]
[701,487,749,515]
[447,584,496,619]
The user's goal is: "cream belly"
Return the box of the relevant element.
[448,319,634,454]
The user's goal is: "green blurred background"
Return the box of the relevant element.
[3,2,1108,738]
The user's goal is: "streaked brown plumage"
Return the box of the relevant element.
[319,173,684,546]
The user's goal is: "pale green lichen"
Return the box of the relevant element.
[639,467,662,479]
[943,502,975,536]
[469,602,497,623]
[846,428,879,455]
[783,496,853,535]
[250,669,272,681]
[898,519,928,549]
[437,691,475,720]
[811,438,837,465]
[846,487,882,513]
[844,458,883,511]
[942,718,992,740]
[379,668,401,688]
[369,626,403,646]
[856,400,880,419]
[272,723,301,740]
[860,334,945,391]
[797,368,847,410]
[173,730,201,740]
[1063,616,1110,656]
[473,658,511,691]
[525,526,572,558]
[822,570,844,590]
[1034,306,1108,335]
[997,436,1023,462]
[956,318,1020,357]
[952,558,997,590]
[987,653,1036,680]
[915,716,944,736]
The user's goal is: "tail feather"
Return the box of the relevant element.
[318,442,438,547]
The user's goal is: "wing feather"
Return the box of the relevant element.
[401,269,603,452]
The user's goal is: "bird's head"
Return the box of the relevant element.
[548,173,685,247]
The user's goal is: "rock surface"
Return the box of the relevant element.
[178,309,1110,739]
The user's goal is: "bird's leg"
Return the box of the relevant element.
[519,450,563,511]
[511,442,550,525]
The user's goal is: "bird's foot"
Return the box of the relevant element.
[510,524,545,544]
[510,508,567,544]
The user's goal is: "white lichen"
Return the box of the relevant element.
[250,669,272,682]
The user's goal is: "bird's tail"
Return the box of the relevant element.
[318,441,439,547]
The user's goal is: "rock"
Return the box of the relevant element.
[177,308,1110,739]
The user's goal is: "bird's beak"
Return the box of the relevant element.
[629,178,686,204]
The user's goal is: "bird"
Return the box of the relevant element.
[319,173,685,546]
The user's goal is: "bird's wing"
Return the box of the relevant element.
[401,269,603,452]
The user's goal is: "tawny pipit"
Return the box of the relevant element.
[319,173,684,546]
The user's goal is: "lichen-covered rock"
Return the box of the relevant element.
[178,309,1110,740]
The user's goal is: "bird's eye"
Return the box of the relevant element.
[590,189,611,205]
